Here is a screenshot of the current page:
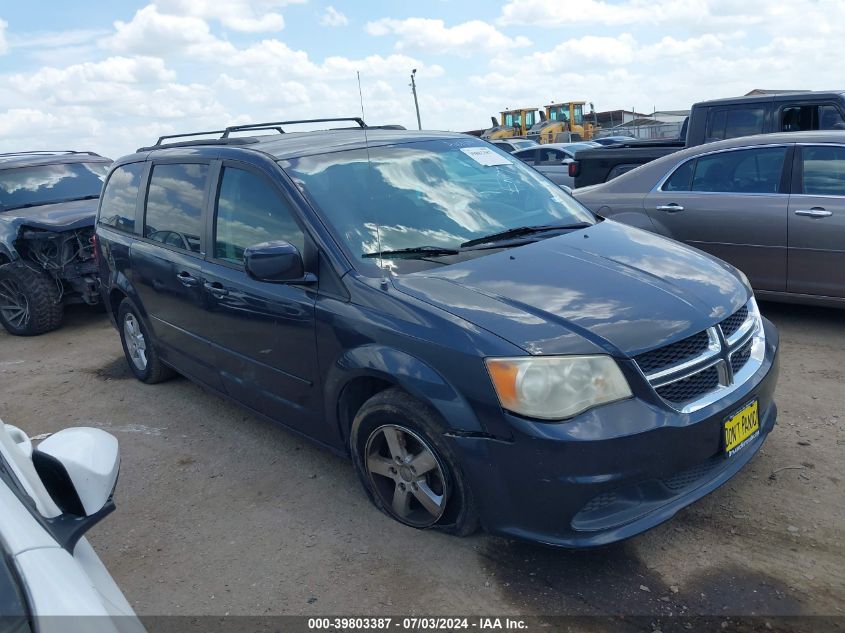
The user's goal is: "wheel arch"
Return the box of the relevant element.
[327,344,485,450]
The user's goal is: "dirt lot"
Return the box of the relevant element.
[1,301,843,625]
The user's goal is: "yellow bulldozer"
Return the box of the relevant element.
[527,102,596,143]
[481,108,539,140]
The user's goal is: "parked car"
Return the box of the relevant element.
[591,135,638,146]
[574,131,845,307]
[490,139,539,153]
[0,419,144,632]
[96,120,779,547]
[0,151,111,335]
[572,90,845,187]
[512,142,601,186]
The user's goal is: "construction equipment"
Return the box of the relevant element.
[528,102,596,143]
[481,108,539,140]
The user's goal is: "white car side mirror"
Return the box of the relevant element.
[32,428,120,517]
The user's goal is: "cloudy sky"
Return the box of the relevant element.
[0,0,842,158]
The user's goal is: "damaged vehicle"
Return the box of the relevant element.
[0,151,111,335]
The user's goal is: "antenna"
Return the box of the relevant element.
[357,71,388,286]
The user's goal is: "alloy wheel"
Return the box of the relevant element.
[365,424,448,528]
[123,313,148,371]
[0,278,29,330]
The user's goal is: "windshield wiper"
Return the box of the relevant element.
[362,246,461,260]
[460,222,593,249]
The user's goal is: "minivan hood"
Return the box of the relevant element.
[393,220,749,357]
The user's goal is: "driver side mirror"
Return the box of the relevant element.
[32,427,119,518]
[244,240,317,285]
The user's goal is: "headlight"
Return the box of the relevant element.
[485,355,632,420]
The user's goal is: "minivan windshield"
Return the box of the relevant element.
[282,138,595,274]
[0,162,109,212]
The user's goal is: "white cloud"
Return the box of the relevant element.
[498,0,753,28]
[0,18,8,55]
[101,6,234,56]
[366,18,530,57]
[155,0,305,32]
[9,56,176,97]
[320,6,348,27]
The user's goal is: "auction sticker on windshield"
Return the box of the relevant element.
[460,147,513,166]
[724,399,759,456]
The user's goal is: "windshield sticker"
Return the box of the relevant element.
[460,147,513,167]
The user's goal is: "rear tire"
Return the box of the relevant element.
[0,263,63,336]
[117,299,175,384]
[350,387,479,536]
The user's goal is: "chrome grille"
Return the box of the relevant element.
[719,306,748,339]
[656,365,720,403]
[730,338,753,374]
[634,330,710,374]
[634,300,763,413]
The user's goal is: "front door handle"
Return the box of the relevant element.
[203,281,229,298]
[656,203,684,212]
[794,207,832,218]
[176,271,199,287]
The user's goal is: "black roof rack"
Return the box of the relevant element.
[136,137,259,153]
[153,130,228,146]
[0,150,102,158]
[140,117,370,152]
[221,117,366,138]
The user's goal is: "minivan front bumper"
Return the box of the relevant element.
[448,318,779,547]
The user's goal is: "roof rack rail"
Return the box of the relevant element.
[153,130,228,146]
[0,150,102,158]
[221,117,366,138]
[136,137,259,153]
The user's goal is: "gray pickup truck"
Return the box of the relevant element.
[571,91,845,188]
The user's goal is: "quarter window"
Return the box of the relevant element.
[214,167,304,265]
[662,160,695,192]
[691,147,787,194]
[99,163,143,233]
[802,146,845,196]
[144,163,208,254]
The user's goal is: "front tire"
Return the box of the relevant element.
[0,263,63,336]
[351,388,478,536]
[117,299,175,384]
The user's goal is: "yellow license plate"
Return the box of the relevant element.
[724,400,760,456]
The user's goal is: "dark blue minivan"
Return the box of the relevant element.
[95,119,779,547]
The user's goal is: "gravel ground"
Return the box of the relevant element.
[0,301,843,624]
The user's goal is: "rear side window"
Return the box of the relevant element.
[802,146,845,196]
[781,104,845,131]
[538,149,565,165]
[99,163,143,233]
[514,149,536,164]
[214,167,304,265]
[691,147,787,194]
[662,159,695,191]
[144,163,208,254]
[706,107,765,142]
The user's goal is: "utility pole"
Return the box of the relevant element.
[410,69,422,130]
